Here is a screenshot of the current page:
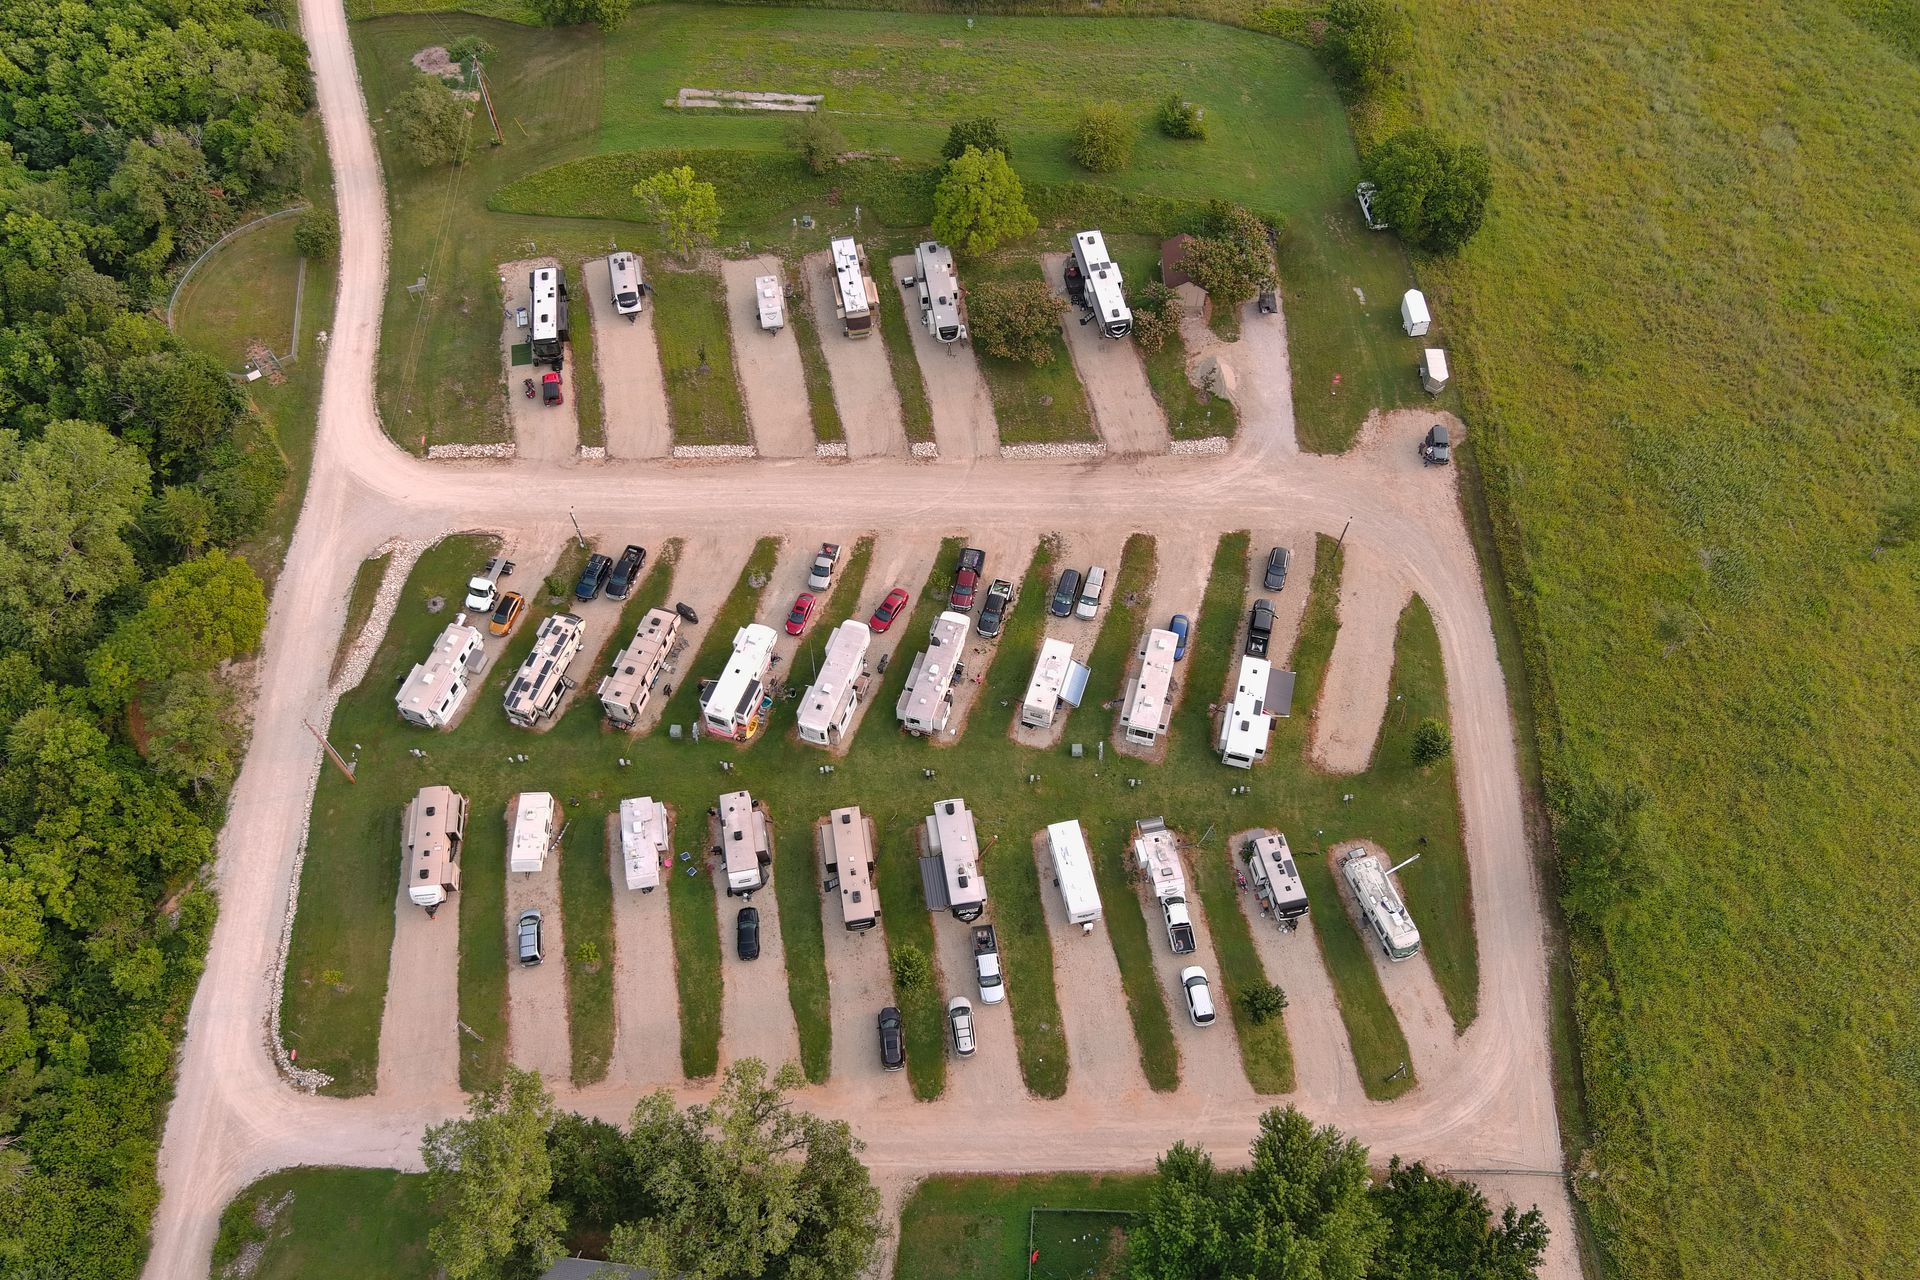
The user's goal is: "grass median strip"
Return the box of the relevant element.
[560,816,615,1085]
[968,251,1097,446]
[874,238,936,446]
[872,817,947,1100]
[650,266,750,447]
[457,816,509,1091]
[330,549,392,684]
[783,260,843,446]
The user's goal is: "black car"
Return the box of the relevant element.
[574,553,613,602]
[1246,599,1275,658]
[877,1006,906,1071]
[1264,546,1292,592]
[1050,568,1082,618]
[977,579,1014,638]
[607,544,647,600]
[736,906,761,961]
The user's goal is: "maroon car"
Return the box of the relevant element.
[949,547,986,610]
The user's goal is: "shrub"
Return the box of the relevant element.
[1242,982,1288,1025]
[941,116,1011,163]
[631,165,721,261]
[389,74,470,168]
[786,114,846,177]
[446,34,492,66]
[1322,0,1413,97]
[292,207,339,260]
[1129,280,1181,354]
[966,280,1064,365]
[931,146,1037,256]
[1366,127,1494,255]
[1411,717,1452,767]
[889,944,930,993]
[528,0,627,31]
[1158,94,1208,141]
[1070,103,1135,174]
[1180,205,1275,310]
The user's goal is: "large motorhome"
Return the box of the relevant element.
[924,797,986,921]
[1045,819,1102,927]
[896,609,970,736]
[403,785,468,913]
[1020,637,1091,730]
[700,623,778,741]
[616,796,670,892]
[912,240,967,342]
[395,617,484,728]
[597,607,679,728]
[829,237,878,337]
[1341,847,1420,961]
[504,613,586,729]
[1067,229,1131,338]
[797,619,870,747]
[1120,627,1179,746]
[507,791,557,874]
[529,265,570,367]
[1217,653,1286,768]
[608,251,645,318]
[819,806,880,931]
[716,790,772,895]
[1246,831,1309,922]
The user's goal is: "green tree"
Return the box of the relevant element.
[1323,0,1413,97]
[1373,1159,1550,1280]
[966,280,1064,366]
[528,0,629,30]
[390,74,472,168]
[144,670,240,795]
[0,420,151,658]
[1411,717,1453,767]
[1157,94,1208,140]
[1071,102,1136,174]
[422,1068,568,1280]
[931,146,1037,257]
[786,114,846,176]
[609,1058,883,1280]
[942,116,1012,162]
[1366,127,1494,255]
[293,208,340,260]
[88,549,267,707]
[632,166,721,263]
[889,943,931,993]
[546,1112,645,1234]
[1180,206,1275,312]
[1129,280,1182,355]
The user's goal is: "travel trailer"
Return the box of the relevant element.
[912,240,967,342]
[896,610,970,736]
[819,806,880,931]
[616,796,670,892]
[1246,831,1310,923]
[597,607,679,728]
[403,785,468,914]
[1020,638,1091,730]
[529,265,570,368]
[609,251,646,318]
[507,791,557,874]
[1341,846,1421,961]
[395,617,484,728]
[1120,628,1179,746]
[504,613,586,729]
[755,273,785,332]
[1217,653,1292,768]
[924,797,986,921]
[1066,229,1132,338]
[716,790,772,895]
[1045,819,1102,927]
[829,237,878,337]
[797,619,870,747]
[700,624,777,740]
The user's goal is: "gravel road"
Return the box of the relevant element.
[581,256,670,460]
[721,256,813,458]
[887,253,999,458]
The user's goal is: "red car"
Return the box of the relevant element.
[784,592,816,636]
[869,587,910,633]
[541,371,563,406]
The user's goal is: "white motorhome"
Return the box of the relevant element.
[1132,816,1185,900]
[716,790,772,896]
[1246,831,1309,922]
[616,796,670,892]
[1020,637,1091,730]
[912,240,967,342]
[896,609,970,736]
[829,237,878,337]
[403,785,468,913]
[755,273,786,332]
[597,607,679,728]
[507,791,557,874]
[797,619,870,747]
[701,623,778,741]
[1120,627,1179,746]
[1068,229,1131,338]
[609,251,646,318]
[1045,819,1102,927]
[819,806,880,931]
[528,265,570,367]
[395,616,484,728]
[504,613,586,729]
[925,797,986,921]
[1217,653,1280,768]
[1341,847,1420,961]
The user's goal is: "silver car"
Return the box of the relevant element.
[516,909,543,965]
[947,997,977,1057]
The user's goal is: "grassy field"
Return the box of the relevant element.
[212,1168,433,1280]
[647,264,751,447]
[896,1172,1153,1280]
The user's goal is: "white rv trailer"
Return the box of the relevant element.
[1069,229,1132,338]
[1120,627,1179,746]
[797,619,870,747]
[913,240,967,342]
[1217,653,1277,768]
[1020,637,1091,730]
[755,273,786,332]
[716,790,772,895]
[1246,831,1309,922]
[829,237,878,337]
[1132,816,1185,901]
[1341,846,1421,960]
[504,613,586,729]
[597,607,679,728]
[616,796,670,892]
[1045,820,1102,926]
[925,797,986,921]
[403,785,468,912]
[820,806,880,931]
[700,623,778,740]
[609,251,645,317]
[896,609,970,735]
[507,791,557,874]
[395,616,485,728]
[528,265,570,366]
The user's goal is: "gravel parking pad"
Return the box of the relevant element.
[711,828,802,1074]
[822,536,943,749]
[1132,854,1245,1099]
[581,257,670,459]
[605,829,683,1088]
[888,253,999,458]
[817,861,911,1091]
[928,530,1034,745]
[504,834,570,1082]
[499,258,579,462]
[624,534,745,739]
[803,250,908,458]
[1043,252,1169,455]
[929,910,1027,1104]
[1031,832,1149,1100]
[1309,543,1413,773]
[375,881,460,1096]
[721,256,813,458]
[1009,531,1125,751]
[1333,840,1457,1073]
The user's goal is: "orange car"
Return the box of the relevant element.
[489,590,525,636]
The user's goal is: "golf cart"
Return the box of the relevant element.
[1420,424,1451,466]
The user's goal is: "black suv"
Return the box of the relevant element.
[977,579,1014,638]
[877,1007,906,1071]
[736,906,761,961]
[574,553,613,602]
[1263,546,1291,592]
[1050,568,1082,618]
[607,544,647,599]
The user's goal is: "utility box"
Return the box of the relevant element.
[1401,289,1430,337]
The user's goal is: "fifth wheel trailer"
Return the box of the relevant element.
[403,785,468,914]
[911,240,967,342]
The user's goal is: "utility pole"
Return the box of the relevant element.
[304,718,356,783]
[1338,517,1352,550]
[569,506,586,550]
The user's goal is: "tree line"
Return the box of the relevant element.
[0,0,308,1271]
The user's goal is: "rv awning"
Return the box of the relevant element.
[1265,669,1297,718]
[1061,662,1093,708]
[918,855,951,912]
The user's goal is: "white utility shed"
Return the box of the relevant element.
[1401,289,1430,336]
[1421,347,1450,394]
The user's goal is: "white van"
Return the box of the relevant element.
[609,251,645,318]
[1180,965,1216,1026]
[1075,565,1107,620]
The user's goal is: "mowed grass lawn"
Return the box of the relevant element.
[896,1172,1153,1280]
[1383,2,1920,1274]
[213,1168,433,1280]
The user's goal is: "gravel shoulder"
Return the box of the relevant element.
[1309,541,1414,773]
[374,878,460,1097]
[581,257,670,460]
[1031,832,1149,1102]
[499,258,578,462]
[604,820,682,1089]
[1043,252,1169,455]
[720,256,814,458]
[803,250,908,458]
[711,818,802,1074]
[503,824,570,1082]
[887,253,999,458]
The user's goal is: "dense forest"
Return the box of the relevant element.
[0,0,313,1272]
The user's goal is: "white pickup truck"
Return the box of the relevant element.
[464,556,515,612]
[1162,896,1196,955]
[971,924,1005,1005]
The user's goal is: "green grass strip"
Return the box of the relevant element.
[874,238,936,445]
[559,817,615,1084]
[872,822,947,1100]
[330,550,392,684]
[649,266,750,447]
[967,251,1097,445]
[895,1172,1154,1280]
[456,816,509,1092]
[782,256,843,445]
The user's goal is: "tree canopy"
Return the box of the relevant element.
[966,280,1066,366]
[1367,127,1494,255]
[1323,0,1414,98]
[632,166,722,262]
[1072,102,1137,174]
[391,74,473,168]
[942,116,1013,162]
[528,0,630,31]
[932,146,1038,256]
[424,1069,568,1280]
[1179,206,1276,311]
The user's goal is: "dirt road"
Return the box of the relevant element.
[721,257,814,458]
[1311,541,1415,773]
[1043,252,1171,455]
[581,257,671,459]
[139,0,1570,1268]
[888,253,999,458]
[804,250,908,458]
